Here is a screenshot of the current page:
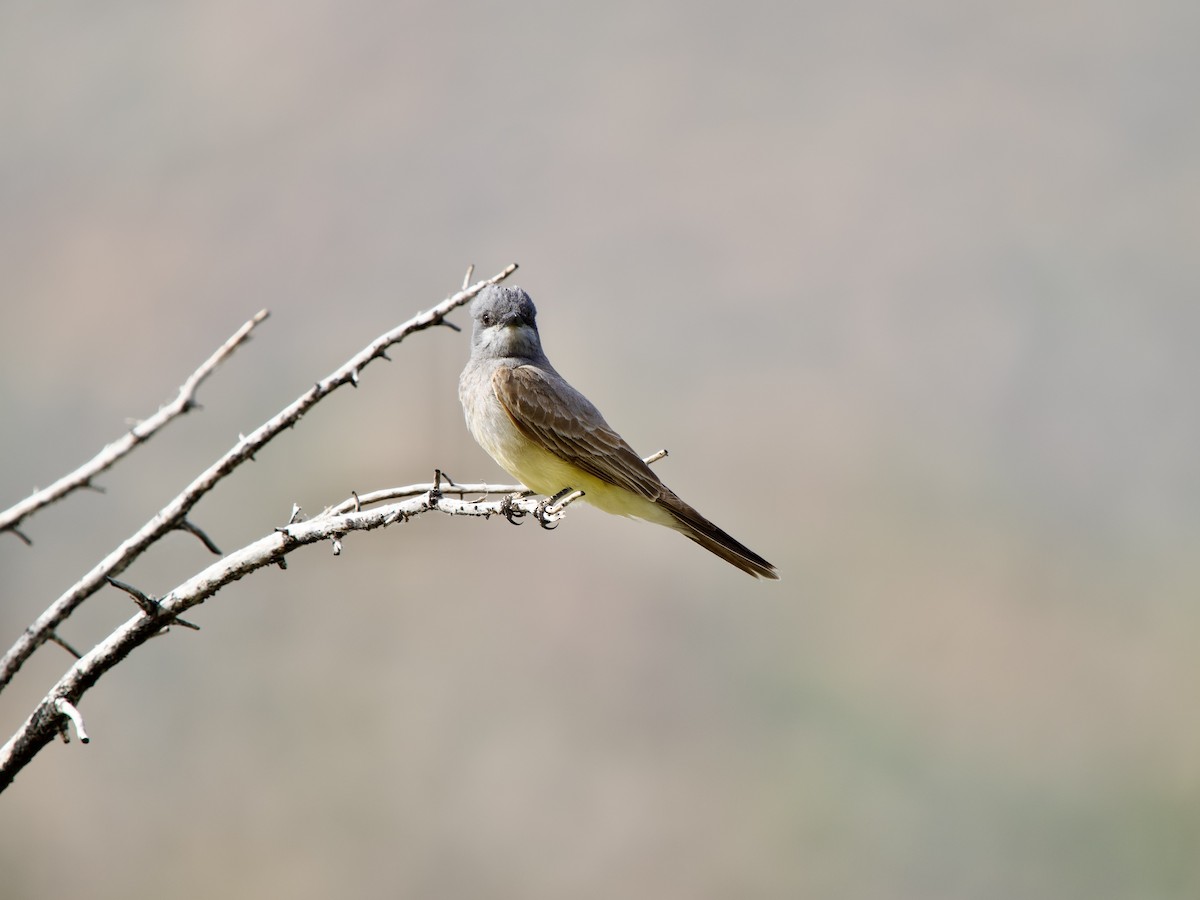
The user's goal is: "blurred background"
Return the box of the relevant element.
[1,2,1197,897]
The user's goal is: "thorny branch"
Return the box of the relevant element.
[0,264,518,695]
[0,485,562,789]
[0,311,268,544]
[0,448,667,792]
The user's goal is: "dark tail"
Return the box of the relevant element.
[659,493,779,580]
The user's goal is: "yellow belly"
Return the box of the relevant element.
[468,404,670,525]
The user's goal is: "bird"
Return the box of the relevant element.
[458,285,777,579]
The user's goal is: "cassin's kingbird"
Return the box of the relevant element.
[459,285,778,579]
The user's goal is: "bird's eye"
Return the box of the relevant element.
[480,312,493,326]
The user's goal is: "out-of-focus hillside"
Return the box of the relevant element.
[1,3,1197,897]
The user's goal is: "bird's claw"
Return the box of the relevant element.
[534,487,580,529]
[499,493,524,525]
[534,498,560,530]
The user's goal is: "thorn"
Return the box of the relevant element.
[54,698,90,744]
[379,349,391,362]
[171,617,201,631]
[332,538,343,556]
[107,576,159,615]
[288,504,302,525]
[238,433,257,461]
[351,490,361,513]
[83,480,107,494]
[462,263,475,290]
[49,632,83,659]
[276,557,288,570]
[179,519,222,554]
[349,368,360,387]
[9,526,33,546]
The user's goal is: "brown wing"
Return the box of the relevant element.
[492,364,665,500]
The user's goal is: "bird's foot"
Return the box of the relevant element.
[535,487,583,529]
[500,492,524,525]
[533,497,560,529]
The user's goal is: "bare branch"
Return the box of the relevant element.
[0,264,519,695]
[328,450,667,515]
[0,310,269,541]
[0,484,558,790]
[330,482,526,512]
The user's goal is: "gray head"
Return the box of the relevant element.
[468,285,546,361]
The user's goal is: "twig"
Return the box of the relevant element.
[0,264,519,695]
[52,699,89,744]
[0,311,268,541]
[331,482,526,513]
[329,451,667,514]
